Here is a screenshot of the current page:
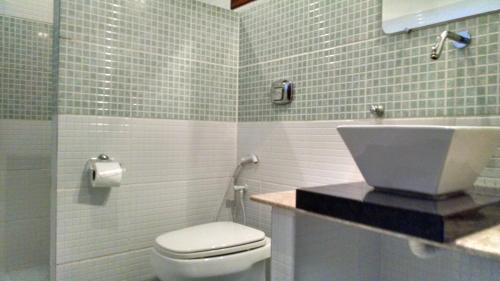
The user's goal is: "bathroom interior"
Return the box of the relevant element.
[1,0,500,280]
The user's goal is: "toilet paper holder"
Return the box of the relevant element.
[96,154,111,161]
[86,154,125,188]
[87,154,119,169]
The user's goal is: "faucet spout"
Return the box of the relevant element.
[431,31,448,60]
[431,30,471,60]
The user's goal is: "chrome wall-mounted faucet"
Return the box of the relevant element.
[431,30,471,60]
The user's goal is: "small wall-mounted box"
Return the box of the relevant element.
[271,80,294,105]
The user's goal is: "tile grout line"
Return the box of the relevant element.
[56,247,152,267]
[239,36,381,69]
[55,176,234,192]
[60,37,238,70]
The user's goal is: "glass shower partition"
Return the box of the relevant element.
[0,1,54,280]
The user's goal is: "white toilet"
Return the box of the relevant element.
[151,222,271,281]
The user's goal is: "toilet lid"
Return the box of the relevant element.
[154,222,266,259]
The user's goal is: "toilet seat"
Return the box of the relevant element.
[154,222,267,259]
[151,238,271,280]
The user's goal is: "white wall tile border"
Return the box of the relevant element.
[57,115,237,190]
[55,115,237,280]
[56,248,156,281]
[0,0,53,23]
[197,0,231,10]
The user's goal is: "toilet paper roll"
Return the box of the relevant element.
[91,161,123,188]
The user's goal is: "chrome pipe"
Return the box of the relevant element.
[431,30,471,60]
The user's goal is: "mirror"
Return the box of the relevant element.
[382,0,500,34]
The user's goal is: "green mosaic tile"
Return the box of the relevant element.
[238,0,500,122]
[0,15,53,120]
[240,0,382,66]
[57,0,239,122]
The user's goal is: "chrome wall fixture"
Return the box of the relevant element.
[232,154,259,185]
[271,80,294,105]
[86,154,124,188]
[431,30,471,60]
[369,105,385,117]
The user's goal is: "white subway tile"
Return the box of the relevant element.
[0,0,53,23]
[0,120,51,273]
[57,116,236,190]
[56,249,156,281]
[56,115,236,266]
[241,118,500,281]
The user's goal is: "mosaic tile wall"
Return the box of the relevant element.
[238,0,500,121]
[0,15,53,120]
[57,0,239,121]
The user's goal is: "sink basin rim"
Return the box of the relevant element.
[337,124,500,197]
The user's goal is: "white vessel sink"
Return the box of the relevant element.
[337,125,500,197]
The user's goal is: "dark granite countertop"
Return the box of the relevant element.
[251,184,500,262]
[296,182,500,243]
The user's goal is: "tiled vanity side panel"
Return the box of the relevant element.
[271,207,500,281]
[380,236,500,281]
[270,208,296,281]
[293,210,381,281]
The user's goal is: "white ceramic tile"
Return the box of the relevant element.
[380,236,500,281]
[56,249,156,281]
[0,0,53,23]
[0,223,6,273]
[0,120,51,275]
[238,121,364,189]
[272,207,500,281]
[241,117,500,281]
[0,169,50,223]
[57,116,236,190]
[238,120,365,236]
[4,218,50,271]
[293,211,381,281]
[238,117,500,232]
[236,178,262,231]
[197,0,230,10]
[5,265,49,281]
[56,115,236,266]
[56,186,128,264]
[57,175,231,264]
[270,208,296,281]
[0,120,52,171]
[0,271,9,281]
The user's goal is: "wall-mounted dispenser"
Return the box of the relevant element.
[86,154,124,188]
[271,80,294,105]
